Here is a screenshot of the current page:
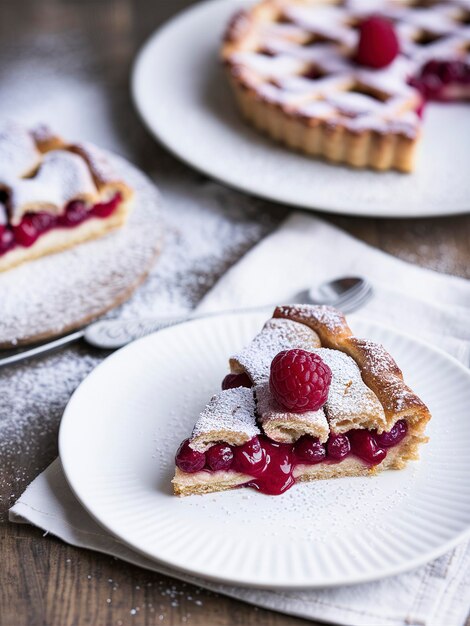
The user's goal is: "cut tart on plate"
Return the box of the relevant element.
[221,0,470,172]
[172,305,431,496]
[0,120,133,272]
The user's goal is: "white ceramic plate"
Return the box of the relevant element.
[131,0,470,218]
[59,312,470,589]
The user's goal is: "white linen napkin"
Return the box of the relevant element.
[10,213,470,626]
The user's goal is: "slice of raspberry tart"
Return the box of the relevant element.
[172,305,431,496]
[0,120,133,272]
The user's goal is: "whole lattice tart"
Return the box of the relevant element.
[172,305,431,496]
[0,120,133,272]
[221,0,470,172]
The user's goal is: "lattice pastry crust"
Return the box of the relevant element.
[221,0,470,172]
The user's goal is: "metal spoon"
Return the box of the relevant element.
[0,276,372,368]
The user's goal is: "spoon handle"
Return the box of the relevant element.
[0,330,85,369]
[0,304,279,367]
[84,286,372,350]
[84,305,277,349]
[0,278,372,366]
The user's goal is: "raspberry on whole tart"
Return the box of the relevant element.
[269,349,332,413]
[356,16,399,69]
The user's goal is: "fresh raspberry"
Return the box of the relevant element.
[356,16,399,69]
[231,436,267,475]
[206,443,234,471]
[59,200,88,227]
[175,439,206,473]
[13,216,39,247]
[294,435,326,464]
[327,433,351,460]
[374,419,407,448]
[348,430,386,465]
[269,349,332,413]
[0,227,14,254]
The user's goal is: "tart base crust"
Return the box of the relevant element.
[0,198,131,273]
[231,79,419,173]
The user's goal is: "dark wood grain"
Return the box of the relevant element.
[0,1,469,626]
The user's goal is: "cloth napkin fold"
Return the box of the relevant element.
[10,213,470,626]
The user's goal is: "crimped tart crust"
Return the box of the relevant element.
[172,305,431,496]
[221,0,470,172]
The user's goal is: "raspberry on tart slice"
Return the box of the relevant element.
[172,305,431,497]
[269,348,332,412]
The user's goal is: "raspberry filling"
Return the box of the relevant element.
[409,59,470,103]
[221,372,253,390]
[175,420,409,496]
[0,193,122,257]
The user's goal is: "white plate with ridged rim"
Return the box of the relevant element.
[59,311,470,589]
[131,0,470,218]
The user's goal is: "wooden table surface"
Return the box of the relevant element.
[1,1,469,625]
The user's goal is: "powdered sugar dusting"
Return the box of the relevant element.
[190,388,259,452]
[30,122,57,147]
[353,338,403,379]
[315,347,386,433]
[0,119,40,184]
[231,318,321,384]
[275,304,350,336]
[10,149,98,222]
[72,141,122,186]
[351,338,429,418]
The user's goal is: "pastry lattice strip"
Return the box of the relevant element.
[230,315,387,440]
[273,304,431,435]
[230,317,322,384]
[256,380,330,442]
[223,0,470,135]
[189,387,260,452]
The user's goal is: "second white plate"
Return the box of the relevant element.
[59,312,470,588]
[131,0,470,218]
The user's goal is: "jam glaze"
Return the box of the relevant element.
[0,193,122,256]
[176,420,409,496]
[409,59,470,113]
